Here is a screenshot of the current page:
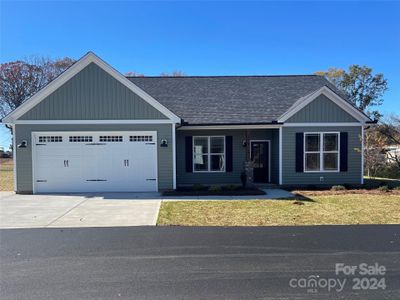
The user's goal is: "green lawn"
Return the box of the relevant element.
[0,158,13,191]
[157,193,400,226]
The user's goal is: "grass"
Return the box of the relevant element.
[157,193,400,226]
[0,158,13,191]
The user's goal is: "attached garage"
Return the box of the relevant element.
[32,131,158,193]
[3,53,180,194]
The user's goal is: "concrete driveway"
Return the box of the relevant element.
[0,192,161,228]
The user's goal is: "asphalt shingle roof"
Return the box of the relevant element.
[128,75,344,125]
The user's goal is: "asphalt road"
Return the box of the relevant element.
[1,225,399,299]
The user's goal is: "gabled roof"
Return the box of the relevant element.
[2,51,371,125]
[2,52,181,124]
[128,75,370,125]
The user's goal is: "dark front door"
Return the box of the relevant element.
[251,141,269,183]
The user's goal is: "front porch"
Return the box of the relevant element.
[176,128,280,186]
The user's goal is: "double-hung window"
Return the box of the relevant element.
[193,136,225,172]
[304,132,339,172]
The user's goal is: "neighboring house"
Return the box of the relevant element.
[385,145,400,164]
[2,52,374,194]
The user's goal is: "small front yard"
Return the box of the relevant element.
[0,158,13,191]
[157,192,400,226]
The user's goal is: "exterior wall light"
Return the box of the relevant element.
[18,140,28,148]
[160,139,168,147]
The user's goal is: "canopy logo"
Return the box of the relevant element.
[289,275,346,294]
[289,263,386,294]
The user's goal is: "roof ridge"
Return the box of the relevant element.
[126,74,322,79]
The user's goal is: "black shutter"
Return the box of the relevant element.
[340,132,348,172]
[185,136,193,172]
[296,132,304,172]
[226,136,233,172]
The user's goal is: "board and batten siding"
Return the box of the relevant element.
[176,129,279,185]
[15,124,173,193]
[281,126,362,185]
[286,95,358,123]
[19,63,168,120]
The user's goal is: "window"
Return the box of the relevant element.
[304,133,339,172]
[130,135,153,142]
[99,136,123,142]
[38,136,62,143]
[193,136,225,172]
[69,136,93,142]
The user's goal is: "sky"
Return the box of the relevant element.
[0,1,399,149]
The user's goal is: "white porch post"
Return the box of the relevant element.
[279,126,283,185]
[172,123,177,189]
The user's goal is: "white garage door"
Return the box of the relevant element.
[32,131,158,193]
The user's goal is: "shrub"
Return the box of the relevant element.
[208,186,222,192]
[394,186,400,191]
[192,184,206,191]
[378,185,390,192]
[377,185,390,192]
[331,185,346,191]
[225,185,239,191]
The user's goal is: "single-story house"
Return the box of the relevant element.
[2,52,374,194]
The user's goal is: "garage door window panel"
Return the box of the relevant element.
[38,136,63,143]
[99,136,123,142]
[130,135,153,142]
[69,136,93,142]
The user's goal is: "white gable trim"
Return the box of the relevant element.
[12,119,174,125]
[2,52,181,124]
[277,86,370,123]
[283,122,362,127]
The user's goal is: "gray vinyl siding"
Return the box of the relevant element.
[282,126,362,185]
[286,95,358,123]
[15,124,173,193]
[176,129,279,185]
[19,63,168,120]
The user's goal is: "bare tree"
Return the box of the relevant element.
[364,127,387,177]
[159,70,186,77]
[379,114,400,169]
[364,114,400,177]
[0,57,75,118]
[125,71,144,77]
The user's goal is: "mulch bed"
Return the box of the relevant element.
[294,189,400,197]
[162,186,266,197]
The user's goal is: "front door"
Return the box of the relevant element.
[251,141,270,183]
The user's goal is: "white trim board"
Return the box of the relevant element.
[172,123,177,189]
[12,125,17,192]
[361,126,365,185]
[279,127,282,185]
[178,124,282,130]
[283,122,362,127]
[278,86,370,123]
[12,119,175,125]
[2,52,181,124]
